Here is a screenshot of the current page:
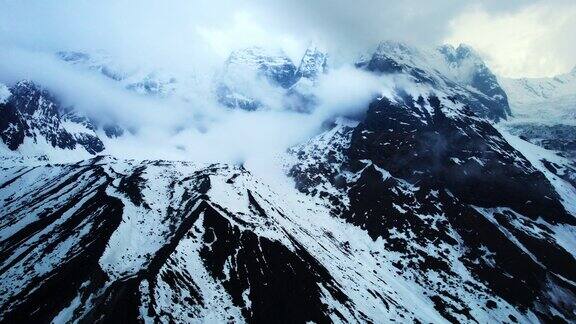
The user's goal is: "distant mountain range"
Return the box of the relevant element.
[500,67,576,159]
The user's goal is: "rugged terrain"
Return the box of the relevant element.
[1,42,575,323]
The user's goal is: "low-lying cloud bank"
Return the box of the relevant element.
[0,46,390,165]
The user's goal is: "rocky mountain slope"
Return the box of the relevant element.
[287,71,576,322]
[0,80,115,157]
[1,42,575,323]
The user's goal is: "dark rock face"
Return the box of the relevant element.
[468,63,511,117]
[506,123,576,160]
[350,96,576,318]
[289,92,576,322]
[199,205,348,323]
[348,96,570,224]
[0,81,105,154]
[541,158,576,189]
[102,123,124,138]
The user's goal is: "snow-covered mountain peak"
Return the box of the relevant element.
[374,40,415,57]
[295,45,328,80]
[438,43,482,63]
[9,80,59,116]
[217,45,325,112]
[2,40,576,323]
[498,66,576,159]
[370,41,489,84]
[501,66,576,102]
[226,47,292,66]
[436,44,487,81]
[358,41,510,121]
[57,50,192,98]
[499,67,576,111]
[225,46,297,88]
[367,41,424,72]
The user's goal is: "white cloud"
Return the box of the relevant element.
[196,12,305,63]
[0,46,388,165]
[445,1,576,78]
[313,66,384,120]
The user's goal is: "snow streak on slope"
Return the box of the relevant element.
[0,157,485,323]
[1,152,562,323]
[497,127,576,217]
[0,84,10,105]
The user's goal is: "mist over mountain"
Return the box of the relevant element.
[1,1,575,323]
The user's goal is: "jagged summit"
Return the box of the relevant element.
[225,46,297,88]
[358,40,511,121]
[438,43,482,63]
[217,45,327,112]
[0,80,119,156]
[374,40,414,57]
[295,45,328,80]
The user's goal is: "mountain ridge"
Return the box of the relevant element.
[1,41,575,323]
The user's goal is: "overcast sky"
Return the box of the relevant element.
[0,0,574,77]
